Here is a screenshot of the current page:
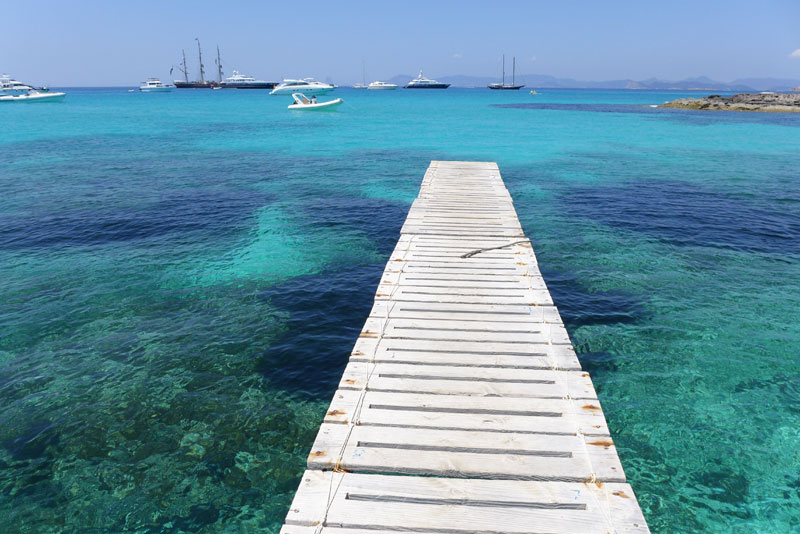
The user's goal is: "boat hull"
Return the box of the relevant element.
[288,98,344,111]
[220,82,278,89]
[271,86,335,96]
[174,81,216,89]
[488,84,525,90]
[404,83,450,89]
[0,92,66,102]
[367,85,398,90]
[140,86,174,92]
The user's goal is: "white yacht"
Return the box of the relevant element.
[0,75,34,95]
[139,78,174,92]
[367,81,398,90]
[0,74,65,102]
[404,71,450,89]
[270,79,336,96]
[220,70,278,89]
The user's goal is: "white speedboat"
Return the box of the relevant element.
[0,75,65,102]
[270,79,336,96]
[139,78,174,92]
[220,70,278,89]
[367,81,398,90]
[404,71,450,89]
[0,90,65,102]
[288,93,343,111]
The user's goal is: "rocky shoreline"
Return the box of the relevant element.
[660,93,800,112]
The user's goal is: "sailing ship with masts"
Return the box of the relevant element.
[488,55,524,90]
[173,40,277,89]
[174,39,216,88]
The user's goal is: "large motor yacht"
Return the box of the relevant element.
[139,78,174,92]
[269,79,336,96]
[0,74,65,102]
[404,71,450,89]
[220,70,278,89]
[0,75,34,95]
[367,81,398,90]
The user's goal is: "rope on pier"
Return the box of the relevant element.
[319,237,415,533]
[460,239,531,258]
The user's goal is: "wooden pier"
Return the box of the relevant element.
[280,161,650,534]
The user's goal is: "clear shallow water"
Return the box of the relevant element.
[1,87,799,533]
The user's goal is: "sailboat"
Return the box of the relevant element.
[488,55,524,90]
[174,39,216,88]
[353,60,368,89]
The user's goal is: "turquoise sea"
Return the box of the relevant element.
[1,87,799,533]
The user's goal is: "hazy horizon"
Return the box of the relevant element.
[4,0,800,86]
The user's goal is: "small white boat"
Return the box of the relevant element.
[367,81,398,90]
[353,83,368,89]
[139,78,174,92]
[288,93,343,111]
[270,79,336,96]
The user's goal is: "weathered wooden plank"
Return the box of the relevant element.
[285,471,650,534]
[337,362,599,399]
[322,390,611,435]
[309,424,625,481]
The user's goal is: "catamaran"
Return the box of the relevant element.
[488,55,524,90]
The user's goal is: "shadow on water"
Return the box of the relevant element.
[258,196,409,400]
[561,180,800,255]
[540,267,648,377]
[258,263,385,400]
[0,188,273,249]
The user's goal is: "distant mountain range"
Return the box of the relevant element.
[383,74,800,92]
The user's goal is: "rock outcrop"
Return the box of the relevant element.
[661,93,800,112]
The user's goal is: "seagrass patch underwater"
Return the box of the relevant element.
[1,87,799,533]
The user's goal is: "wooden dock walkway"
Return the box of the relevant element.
[280,161,650,534]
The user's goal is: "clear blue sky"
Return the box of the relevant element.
[4,0,800,86]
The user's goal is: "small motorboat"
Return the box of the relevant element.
[529,90,537,95]
[288,93,343,111]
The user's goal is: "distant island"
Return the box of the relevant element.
[660,93,800,112]
[382,74,800,92]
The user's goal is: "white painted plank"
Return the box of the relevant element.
[285,471,650,534]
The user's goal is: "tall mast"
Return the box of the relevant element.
[196,38,205,83]
[217,45,223,82]
[502,54,505,85]
[181,49,189,83]
[512,57,515,86]
[362,59,366,85]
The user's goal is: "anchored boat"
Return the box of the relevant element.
[488,55,524,90]
[288,93,343,111]
[367,81,398,90]
[139,78,174,92]
[404,71,450,89]
[270,79,336,96]
[0,75,65,102]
